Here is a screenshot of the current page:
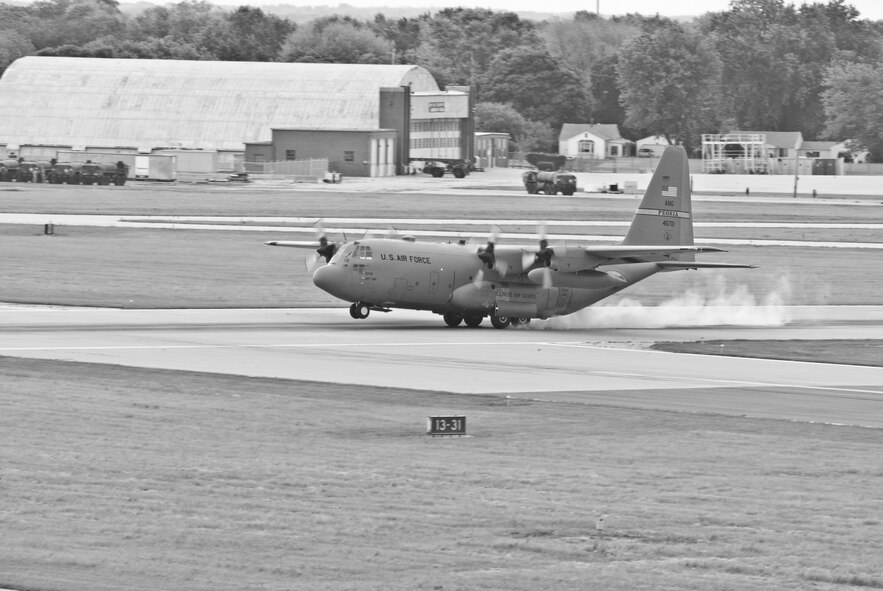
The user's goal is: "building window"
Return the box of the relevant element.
[344,151,354,162]
[577,140,595,155]
[285,150,296,161]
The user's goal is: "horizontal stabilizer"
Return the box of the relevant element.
[265,240,316,248]
[656,261,756,269]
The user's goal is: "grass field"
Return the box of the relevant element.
[2,357,882,591]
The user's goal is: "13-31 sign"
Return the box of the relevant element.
[427,415,466,436]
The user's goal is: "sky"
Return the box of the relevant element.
[206,0,883,21]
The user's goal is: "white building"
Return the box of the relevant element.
[558,123,633,159]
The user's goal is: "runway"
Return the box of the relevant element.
[2,305,882,428]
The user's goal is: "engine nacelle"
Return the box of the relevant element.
[450,281,495,311]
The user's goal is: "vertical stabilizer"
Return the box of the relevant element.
[622,146,694,258]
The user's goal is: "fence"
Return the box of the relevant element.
[507,152,883,176]
[244,158,328,179]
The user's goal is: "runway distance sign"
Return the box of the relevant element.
[427,415,466,436]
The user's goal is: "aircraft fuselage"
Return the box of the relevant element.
[312,237,659,324]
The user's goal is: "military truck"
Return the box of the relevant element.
[415,159,469,178]
[102,162,129,185]
[18,160,51,183]
[0,159,21,182]
[522,169,577,195]
[48,162,85,184]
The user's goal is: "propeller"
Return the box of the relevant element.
[476,226,509,275]
[305,220,337,274]
[522,223,550,270]
[522,223,566,273]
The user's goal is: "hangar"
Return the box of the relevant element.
[0,56,474,177]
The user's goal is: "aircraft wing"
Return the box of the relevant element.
[656,261,757,269]
[581,245,727,259]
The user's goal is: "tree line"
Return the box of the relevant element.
[2,0,883,157]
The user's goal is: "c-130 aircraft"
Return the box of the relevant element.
[267,146,753,328]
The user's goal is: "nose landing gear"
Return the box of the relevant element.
[349,302,370,319]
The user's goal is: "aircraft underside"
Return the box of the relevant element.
[343,268,657,329]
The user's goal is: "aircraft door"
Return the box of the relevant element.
[430,267,455,304]
[387,277,407,303]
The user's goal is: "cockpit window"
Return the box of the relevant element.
[331,244,354,263]
[355,245,373,260]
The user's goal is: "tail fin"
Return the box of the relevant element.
[622,146,694,259]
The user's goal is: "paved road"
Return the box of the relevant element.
[2,305,882,427]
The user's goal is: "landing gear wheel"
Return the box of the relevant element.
[350,302,370,319]
[443,312,463,327]
[510,317,530,327]
[490,313,511,329]
[464,315,483,328]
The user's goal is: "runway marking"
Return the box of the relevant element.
[3,341,881,396]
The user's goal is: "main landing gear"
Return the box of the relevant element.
[442,312,531,329]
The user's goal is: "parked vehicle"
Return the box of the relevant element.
[0,159,21,182]
[18,160,51,182]
[48,162,85,184]
[522,169,577,195]
[80,162,107,185]
[102,162,129,186]
[417,159,469,178]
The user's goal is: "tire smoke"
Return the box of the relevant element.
[530,276,792,330]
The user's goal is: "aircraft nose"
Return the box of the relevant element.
[312,263,345,296]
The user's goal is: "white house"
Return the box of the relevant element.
[798,141,843,159]
[558,123,633,159]
[738,130,803,159]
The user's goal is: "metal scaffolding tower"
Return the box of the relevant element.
[701,134,768,174]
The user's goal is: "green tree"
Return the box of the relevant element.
[199,6,293,61]
[542,12,640,118]
[412,8,542,89]
[700,0,874,136]
[822,61,883,155]
[482,47,591,129]
[128,1,224,45]
[368,14,423,64]
[25,0,126,50]
[0,30,36,75]
[279,20,392,64]
[617,23,723,150]
[474,102,529,148]
[589,54,625,126]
